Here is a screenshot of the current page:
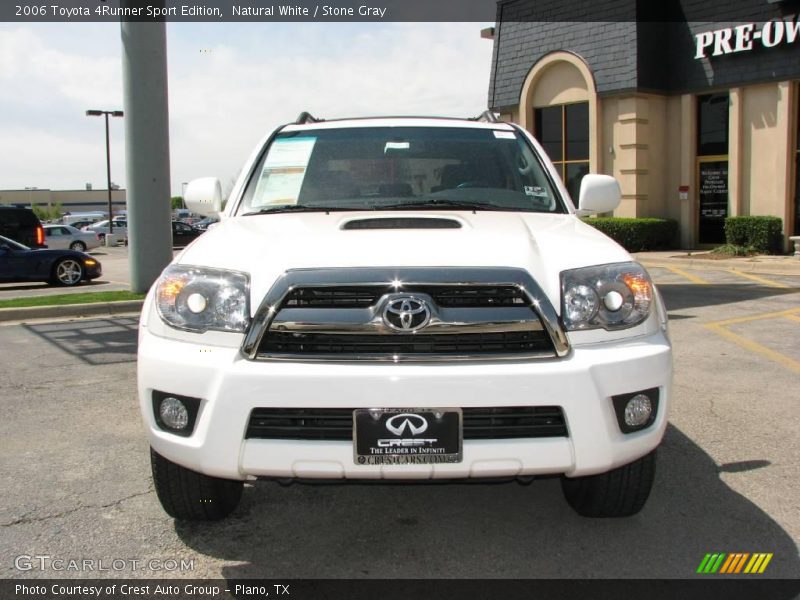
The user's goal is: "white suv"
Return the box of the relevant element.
[138,113,672,521]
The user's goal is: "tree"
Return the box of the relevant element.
[171,196,184,210]
[32,203,63,222]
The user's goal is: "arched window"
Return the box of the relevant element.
[519,52,599,203]
[534,102,590,201]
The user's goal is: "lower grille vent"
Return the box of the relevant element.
[245,407,568,440]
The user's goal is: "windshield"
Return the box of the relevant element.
[0,235,29,251]
[238,126,565,215]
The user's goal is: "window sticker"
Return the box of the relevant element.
[252,137,316,206]
[384,141,410,152]
[524,185,549,198]
[493,130,516,140]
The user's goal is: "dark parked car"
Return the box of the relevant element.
[0,207,46,248]
[0,234,102,286]
[172,220,203,246]
[192,216,219,231]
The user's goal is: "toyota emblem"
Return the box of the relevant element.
[385,413,428,436]
[382,295,431,332]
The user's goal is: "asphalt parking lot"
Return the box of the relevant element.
[1,264,798,580]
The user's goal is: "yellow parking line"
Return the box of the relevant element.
[704,323,800,374]
[726,270,791,288]
[707,307,800,327]
[665,266,709,285]
[785,314,800,324]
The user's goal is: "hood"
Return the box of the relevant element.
[30,248,94,261]
[176,211,631,311]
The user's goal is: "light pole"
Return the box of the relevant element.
[86,109,123,233]
[24,186,37,209]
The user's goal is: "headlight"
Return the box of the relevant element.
[155,265,250,333]
[560,262,653,331]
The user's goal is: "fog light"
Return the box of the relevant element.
[152,391,201,437]
[611,388,659,434]
[624,394,652,427]
[159,397,189,430]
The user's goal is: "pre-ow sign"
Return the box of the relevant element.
[695,15,800,59]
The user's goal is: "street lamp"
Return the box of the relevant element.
[24,186,37,209]
[86,109,124,233]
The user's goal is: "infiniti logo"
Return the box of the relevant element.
[382,295,431,332]
[385,413,428,436]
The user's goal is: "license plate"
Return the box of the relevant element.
[353,408,462,465]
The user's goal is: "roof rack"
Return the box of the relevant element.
[295,111,324,125]
[474,110,500,123]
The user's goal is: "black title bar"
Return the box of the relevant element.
[4,579,800,600]
[3,0,800,23]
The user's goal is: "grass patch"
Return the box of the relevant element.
[0,290,145,309]
[711,244,758,257]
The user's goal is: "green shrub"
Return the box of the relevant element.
[711,244,757,257]
[724,216,783,254]
[31,204,62,222]
[582,217,679,251]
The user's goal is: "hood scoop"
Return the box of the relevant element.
[341,217,462,230]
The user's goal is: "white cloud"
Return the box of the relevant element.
[0,25,124,190]
[0,23,494,195]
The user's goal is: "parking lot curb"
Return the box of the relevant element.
[0,300,144,323]
[638,257,800,277]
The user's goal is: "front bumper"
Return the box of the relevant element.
[86,263,102,280]
[138,326,672,481]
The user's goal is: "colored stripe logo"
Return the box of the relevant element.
[697,553,773,574]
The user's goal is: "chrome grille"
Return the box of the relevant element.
[260,329,552,356]
[242,267,570,361]
[282,285,527,309]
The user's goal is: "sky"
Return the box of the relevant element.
[0,22,494,196]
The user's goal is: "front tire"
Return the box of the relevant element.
[150,449,243,521]
[561,450,656,518]
[52,258,84,286]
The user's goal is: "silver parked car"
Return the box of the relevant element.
[43,224,101,252]
[82,219,128,242]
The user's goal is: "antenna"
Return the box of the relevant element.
[475,110,500,123]
[295,111,323,125]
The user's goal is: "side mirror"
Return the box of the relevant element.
[576,174,621,216]
[185,177,223,217]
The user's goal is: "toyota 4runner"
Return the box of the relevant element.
[138,112,672,520]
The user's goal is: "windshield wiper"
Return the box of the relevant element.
[242,205,360,216]
[376,198,498,211]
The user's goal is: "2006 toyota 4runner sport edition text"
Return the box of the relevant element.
[138,112,672,521]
